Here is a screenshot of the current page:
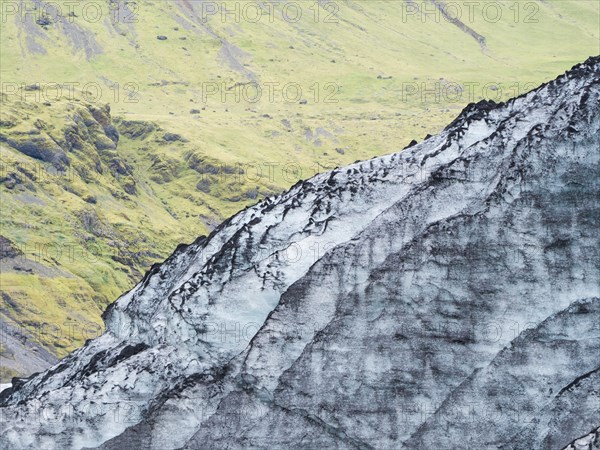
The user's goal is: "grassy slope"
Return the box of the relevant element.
[0,0,598,378]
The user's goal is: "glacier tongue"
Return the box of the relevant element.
[1,56,599,450]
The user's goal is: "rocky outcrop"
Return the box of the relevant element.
[1,103,122,174]
[0,130,70,169]
[0,236,23,260]
[115,119,155,140]
[0,56,598,449]
[61,103,135,192]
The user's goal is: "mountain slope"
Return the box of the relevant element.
[1,0,599,376]
[1,55,598,449]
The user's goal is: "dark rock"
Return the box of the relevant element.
[0,236,23,259]
[162,132,187,142]
[35,16,52,26]
[404,139,418,149]
[0,133,70,169]
[196,179,211,193]
[117,120,155,140]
